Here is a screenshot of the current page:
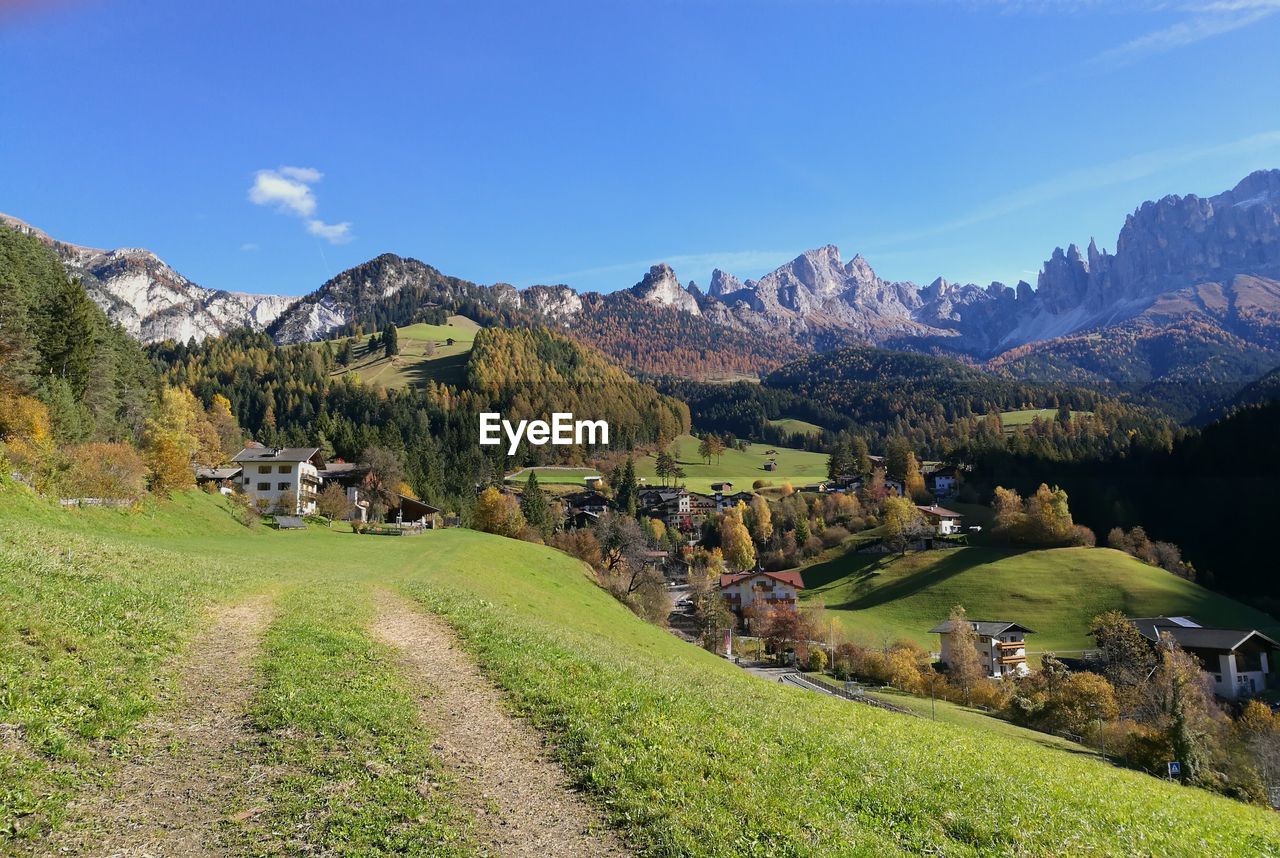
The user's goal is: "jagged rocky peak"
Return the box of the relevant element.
[708,268,746,298]
[630,263,701,315]
[778,244,849,297]
[844,253,879,288]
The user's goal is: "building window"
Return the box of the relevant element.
[279,465,292,474]
[258,465,271,474]
[243,477,250,485]
[257,482,271,491]
[278,482,290,491]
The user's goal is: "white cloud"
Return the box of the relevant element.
[247,165,353,244]
[240,242,259,252]
[306,220,353,244]
[248,167,318,217]
[1089,0,1280,66]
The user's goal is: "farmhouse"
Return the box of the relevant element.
[929,619,1034,678]
[1123,617,1279,700]
[232,445,325,516]
[925,465,959,497]
[719,569,805,623]
[916,504,964,536]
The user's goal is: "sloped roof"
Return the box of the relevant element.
[1127,617,1279,651]
[195,466,242,480]
[928,619,1035,636]
[916,504,963,519]
[719,570,805,590]
[232,446,321,464]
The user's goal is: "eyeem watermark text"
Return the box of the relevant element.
[479,412,609,455]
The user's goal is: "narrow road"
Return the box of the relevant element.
[372,591,631,858]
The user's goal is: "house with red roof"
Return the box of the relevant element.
[719,568,805,623]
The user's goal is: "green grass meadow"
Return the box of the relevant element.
[800,544,1280,656]
[998,408,1093,433]
[328,315,480,389]
[635,434,830,493]
[3,487,1280,855]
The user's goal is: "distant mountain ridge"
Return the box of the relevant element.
[5,170,1279,389]
[0,213,295,343]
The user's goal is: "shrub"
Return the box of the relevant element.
[821,526,850,548]
[807,647,828,673]
[61,443,147,500]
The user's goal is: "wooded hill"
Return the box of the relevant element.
[149,325,688,514]
[664,346,1176,460]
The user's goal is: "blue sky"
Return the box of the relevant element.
[2,1,1279,298]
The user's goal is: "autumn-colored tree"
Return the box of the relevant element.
[1089,610,1158,714]
[882,495,928,554]
[473,486,526,538]
[719,502,756,571]
[0,392,55,489]
[142,387,204,495]
[207,394,245,458]
[747,493,773,545]
[757,604,816,662]
[1146,633,1223,784]
[62,442,147,499]
[1042,672,1119,736]
[316,482,354,527]
[944,605,985,703]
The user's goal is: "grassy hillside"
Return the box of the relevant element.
[800,545,1280,656]
[635,434,829,493]
[330,315,480,388]
[998,407,1092,432]
[766,417,825,437]
[4,488,1280,855]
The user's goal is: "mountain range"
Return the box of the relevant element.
[4,170,1279,393]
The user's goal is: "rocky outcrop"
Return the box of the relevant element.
[521,284,582,320]
[628,263,701,315]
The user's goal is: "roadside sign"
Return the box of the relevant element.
[1167,761,1181,779]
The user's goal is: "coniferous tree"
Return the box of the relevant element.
[520,471,553,540]
[38,276,98,398]
[615,457,639,517]
[384,323,400,358]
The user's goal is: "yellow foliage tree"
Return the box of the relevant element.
[719,501,756,571]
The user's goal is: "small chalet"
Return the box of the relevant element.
[916,505,964,536]
[710,481,734,494]
[1124,617,1278,700]
[763,460,778,472]
[232,445,325,516]
[719,569,805,623]
[929,619,1034,678]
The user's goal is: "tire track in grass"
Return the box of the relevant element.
[232,582,475,857]
[371,589,630,858]
[46,594,274,856]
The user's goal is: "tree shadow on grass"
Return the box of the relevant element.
[405,350,470,388]
[819,547,1020,611]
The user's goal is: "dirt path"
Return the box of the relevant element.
[46,595,274,857]
[371,591,631,858]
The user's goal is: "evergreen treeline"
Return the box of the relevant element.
[663,346,1176,460]
[965,401,1280,607]
[0,227,154,443]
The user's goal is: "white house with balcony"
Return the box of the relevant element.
[916,504,964,536]
[1125,617,1278,700]
[719,569,805,626]
[231,445,325,515]
[929,618,1034,678]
